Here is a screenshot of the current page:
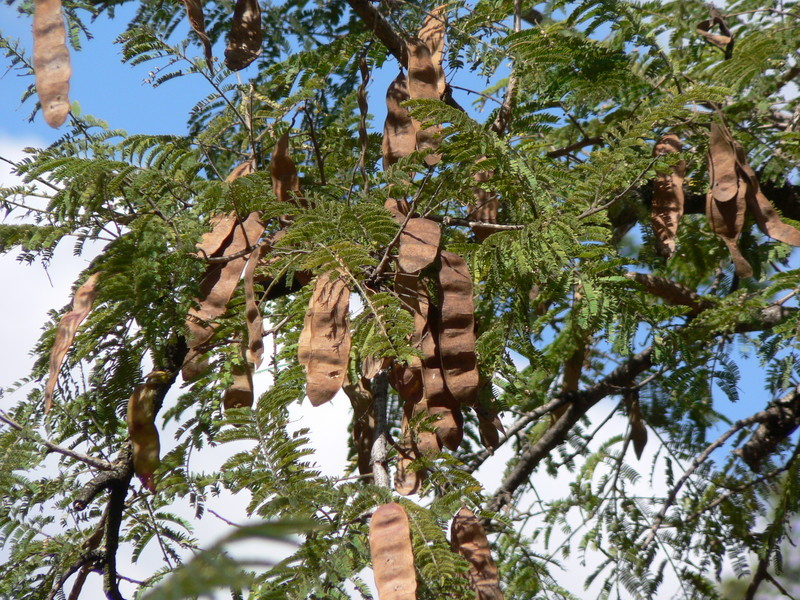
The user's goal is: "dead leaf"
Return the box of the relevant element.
[33,0,71,128]
[181,0,214,71]
[451,506,504,600]
[44,273,100,412]
[370,503,417,600]
[651,133,685,258]
[225,0,262,71]
[297,272,351,406]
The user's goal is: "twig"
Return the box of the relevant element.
[0,410,112,471]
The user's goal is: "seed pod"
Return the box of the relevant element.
[406,38,442,166]
[127,371,170,493]
[696,10,733,56]
[243,241,267,368]
[734,146,800,246]
[370,503,417,600]
[623,389,647,460]
[450,507,504,600]
[181,0,214,71]
[297,272,351,406]
[224,159,255,183]
[33,0,71,128]
[383,72,417,169]
[271,131,304,206]
[418,5,446,99]
[398,218,441,275]
[437,251,478,407]
[651,134,685,258]
[223,354,254,410]
[708,122,738,204]
[183,212,265,380]
[469,169,499,242]
[706,189,752,278]
[44,273,100,412]
[224,0,262,71]
[343,376,375,478]
[394,408,424,495]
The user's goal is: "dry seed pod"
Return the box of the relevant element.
[370,503,417,600]
[708,122,739,204]
[651,134,685,258]
[383,72,417,169]
[450,507,504,600]
[696,11,734,55]
[183,212,265,380]
[418,5,446,98]
[182,0,214,71]
[706,189,752,278]
[623,389,647,460]
[297,273,351,406]
[127,371,170,493]
[223,360,254,410]
[33,0,71,128]
[195,214,238,259]
[44,273,100,412]
[243,242,267,368]
[271,131,303,206]
[406,38,442,166]
[437,250,478,407]
[224,159,255,183]
[343,376,375,478]
[469,169,499,242]
[224,0,262,71]
[398,218,441,274]
[734,148,800,247]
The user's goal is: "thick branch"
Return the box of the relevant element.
[345,0,405,64]
[737,384,800,472]
[370,371,390,488]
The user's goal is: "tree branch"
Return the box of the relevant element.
[345,0,405,64]
[737,384,800,472]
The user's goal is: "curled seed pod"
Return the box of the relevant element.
[183,212,265,380]
[706,189,752,278]
[243,241,268,368]
[370,503,417,600]
[33,0,71,128]
[418,5,446,98]
[651,133,685,258]
[343,376,375,479]
[128,371,170,493]
[225,0,262,71]
[696,10,733,55]
[406,38,442,166]
[297,272,351,406]
[450,507,504,600]
[44,273,100,412]
[382,72,416,169]
[181,0,214,71]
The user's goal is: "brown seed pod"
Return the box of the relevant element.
[181,0,214,71]
[271,131,304,206]
[651,133,685,258]
[343,376,375,479]
[406,38,442,166]
[44,273,100,412]
[370,503,417,600]
[297,272,351,406]
[437,251,478,407]
[33,0,71,128]
[398,218,441,274]
[706,188,752,278]
[183,212,265,380]
[708,122,739,204]
[243,241,268,368]
[450,507,504,600]
[696,10,734,55]
[127,371,170,493]
[623,389,647,460]
[223,359,254,410]
[383,72,417,169]
[224,159,255,183]
[418,5,446,99]
[224,0,262,71]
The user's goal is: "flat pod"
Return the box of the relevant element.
[370,503,417,600]
[708,123,738,203]
[182,0,214,70]
[297,272,351,406]
[406,37,442,166]
[44,273,100,411]
[450,507,504,600]
[33,0,71,128]
[437,250,479,407]
[343,376,375,478]
[223,360,254,410]
[397,218,441,274]
[696,12,733,54]
[383,72,416,169]
[225,0,263,71]
[651,133,685,258]
[183,212,265,380]
[243,239,272,368]
[417,5,447,98]
[127,371,169,493]
[706,190,752,278]
[271,131,303,206]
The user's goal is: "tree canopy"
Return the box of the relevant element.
[2,0,800,598]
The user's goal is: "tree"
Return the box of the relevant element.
[2,0,800,598]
